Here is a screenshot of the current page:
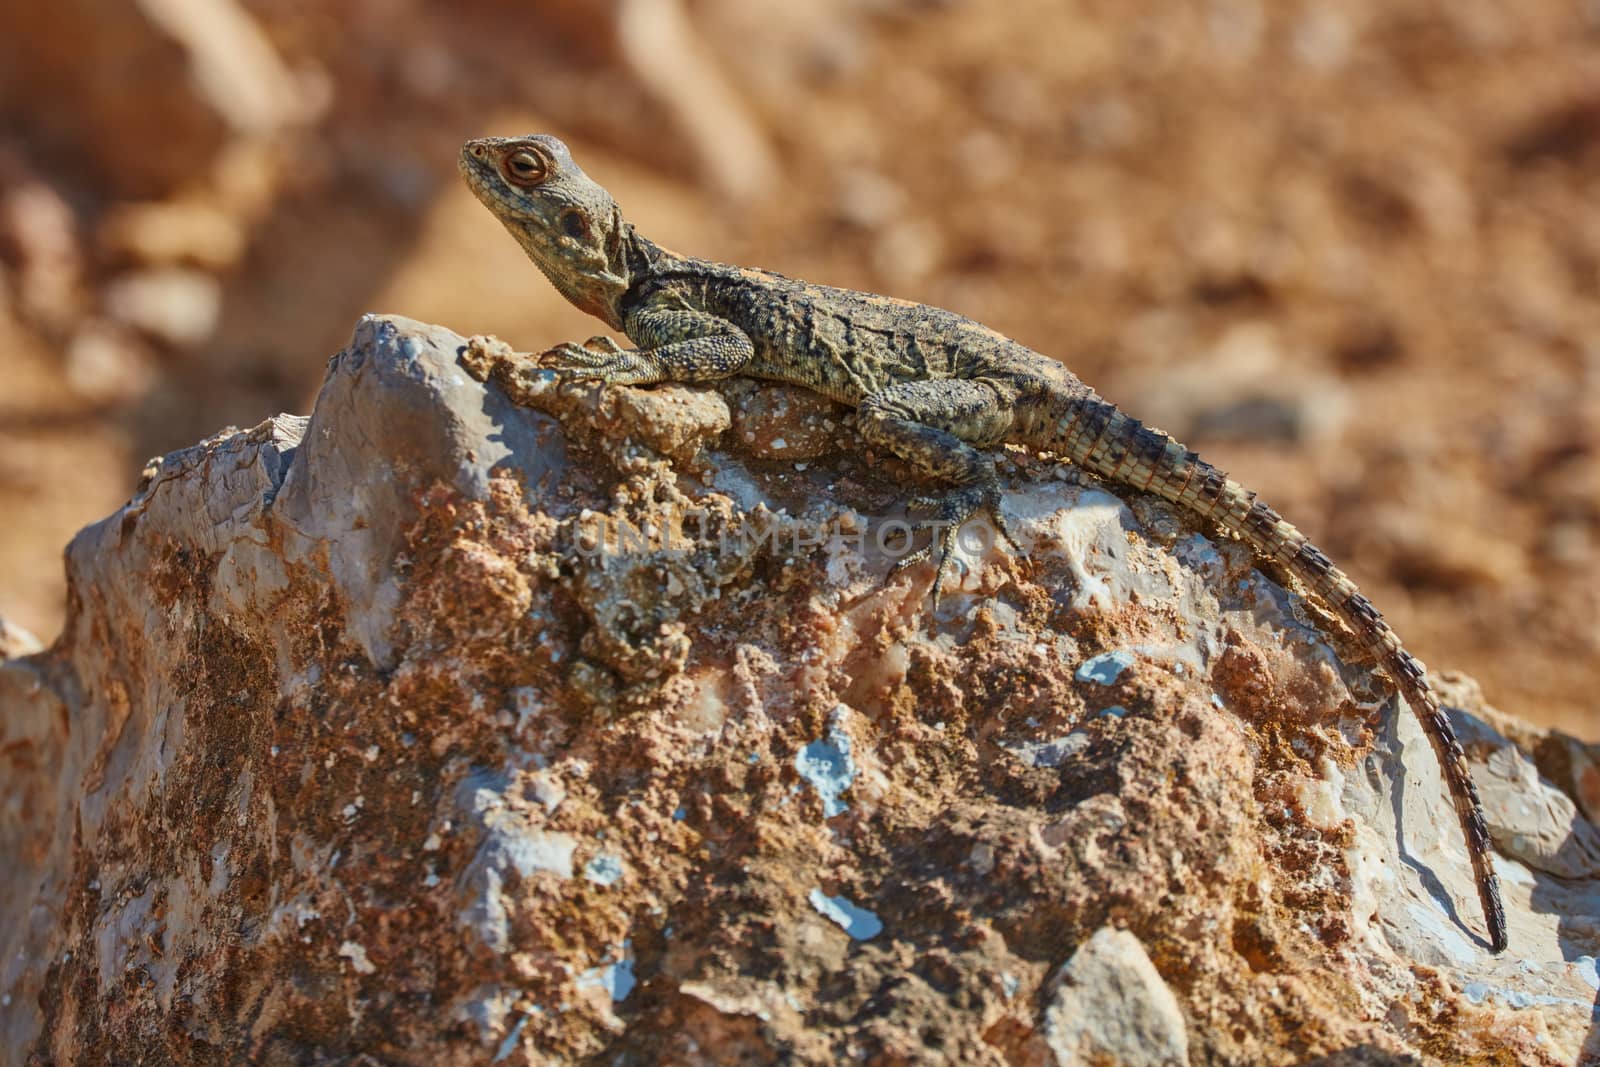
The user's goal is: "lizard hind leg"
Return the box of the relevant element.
[856,379,1018,609]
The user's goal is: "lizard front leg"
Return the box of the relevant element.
[541,306,753,386]
[856,379,1018,608]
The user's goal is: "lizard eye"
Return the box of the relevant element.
[503,150,548,186]
[559,209,589,240]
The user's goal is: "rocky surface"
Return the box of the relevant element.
[2,315,1598,1064]
[2,0,1596,739]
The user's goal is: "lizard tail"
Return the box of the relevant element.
[1020,390,1508,953]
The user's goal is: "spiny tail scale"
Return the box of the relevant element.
[1020,388,1508,954]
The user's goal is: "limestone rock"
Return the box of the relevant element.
[0,617,43,660]
[2,315,1597,1063]
[1042,927,1189,1066]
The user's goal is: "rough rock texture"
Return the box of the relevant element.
[1042,928,1189,1066]
[3,316,1598,1064]
[6,1,1598,743]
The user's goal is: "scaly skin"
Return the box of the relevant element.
[458,133,1507,954]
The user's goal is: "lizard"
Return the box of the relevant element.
[457,132,1508,954]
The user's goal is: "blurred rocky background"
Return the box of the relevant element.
[0,0,1595,734]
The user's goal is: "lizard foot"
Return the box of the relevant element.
[903,491,1018,552]
[886,481,1010,611]
[538,337,659,386]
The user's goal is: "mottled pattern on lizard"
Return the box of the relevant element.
[458,133,1507,954]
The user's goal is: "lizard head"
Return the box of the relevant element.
[459,134,631,329]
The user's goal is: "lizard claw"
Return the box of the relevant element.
[990,507,1017,552]
[885,481,1008,610]
[538,338,655,385]
[885,542,933,580]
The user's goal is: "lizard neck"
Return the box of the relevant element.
[526,208,657,331]
[621,228,672,287]
[617,231,702,306]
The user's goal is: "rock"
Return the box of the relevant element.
[613,0,779,201]
[833,167,908,230]
[63,319,158,405]
[1042,927,1189,1067]
[0,0,309,199]
[102,267,223,348]
[98,198,247,271]
[0,174,84,334]
[2,315,1598,1063]
[0,617,42,660]
[1132,319,1350,446]
[722,378,849,461]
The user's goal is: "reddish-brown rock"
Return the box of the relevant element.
[2,316,1595,1064]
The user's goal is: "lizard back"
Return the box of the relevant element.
[631,254,1067,404]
